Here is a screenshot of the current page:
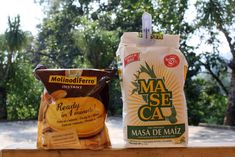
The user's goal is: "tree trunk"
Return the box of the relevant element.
[224,59,235,125]
[0,87,7,120]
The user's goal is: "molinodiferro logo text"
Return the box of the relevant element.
[49,75,97,85]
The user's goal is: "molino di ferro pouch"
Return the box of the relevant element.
[34,66,115,149]
[116,13,188,147]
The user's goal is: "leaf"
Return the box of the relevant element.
[131,89,138,95]
[133,73,139,79]
[168,116,177,124]
[151,65,157,78]
[167,107,177,124]
[145,62,156,78]
[140,64,149,74]
[142,95,148,103]
[131,81,138,88]
[139,62,157,78]
[170,107,177,116]
[145,61,151,71]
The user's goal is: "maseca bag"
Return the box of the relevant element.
[116,12,188,147]
[34,65,115,149]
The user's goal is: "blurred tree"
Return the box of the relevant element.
[187,78,227,125]
[0,15,27,119]
[74,19,121,114]
[74,19,119,68]
[34,2,83,68]
[6,53,42,120]
[199,52,229,95]
[196,0,235,125]
[95,0,201,77]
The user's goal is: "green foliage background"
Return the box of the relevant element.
[7,57,42,120]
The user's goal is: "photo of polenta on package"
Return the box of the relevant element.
[34,65,115,149]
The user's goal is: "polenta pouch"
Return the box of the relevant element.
[116,12,188,147]
[35,65,114,149]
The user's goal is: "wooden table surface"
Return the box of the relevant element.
[1,143,235,157]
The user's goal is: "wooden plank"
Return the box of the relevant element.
[1,145,235,157]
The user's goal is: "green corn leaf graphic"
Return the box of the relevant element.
[142,95,148,103]
[131,89,138,95]
[131,81,138,88]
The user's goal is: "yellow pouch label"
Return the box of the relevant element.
[46,97,105,138]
